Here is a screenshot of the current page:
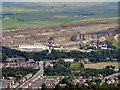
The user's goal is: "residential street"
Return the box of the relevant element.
[18,61,44,88]
[100,73,120,86]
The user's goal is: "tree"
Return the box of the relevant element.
[41,83,46,90]
[86,80,91,85]
[105,78,108,84]
[54,83,62,90]
[76,83,81,89]
[106,66,110,69]
[80,63,85,69]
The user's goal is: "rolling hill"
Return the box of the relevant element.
[2,2,118,12]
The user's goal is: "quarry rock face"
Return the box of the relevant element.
[2,18,118,49]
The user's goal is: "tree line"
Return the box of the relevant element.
[2,46,120,63]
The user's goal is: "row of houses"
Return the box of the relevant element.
[6,58,25,62]
[6,58,35,62]
[4,58,41,69]
[1,73,33,89]
[105,73,120,85]
[29,78,58,89]
[106,77,119,84]
[5,62,39,69]
[73,79,87,85]
[1,80,14,88]
[5,58,77,68]
[73,74,103,86]
[11,73,32,88]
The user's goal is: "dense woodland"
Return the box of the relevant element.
[2,46,120,63]
[44,60,73,76]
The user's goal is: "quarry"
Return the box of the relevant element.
[2,17,118,52]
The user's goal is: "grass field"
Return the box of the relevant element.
[70,62,84,71]
[2,10,117,30]
[9,78,16,81]
[43,76,64,80]
[84,62,119,69]
[70,62,81,69]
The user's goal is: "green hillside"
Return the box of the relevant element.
[2,2,118,12]
[2,2,118,30]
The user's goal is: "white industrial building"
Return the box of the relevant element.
[62,58,74,62]
[18,44,49,50]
